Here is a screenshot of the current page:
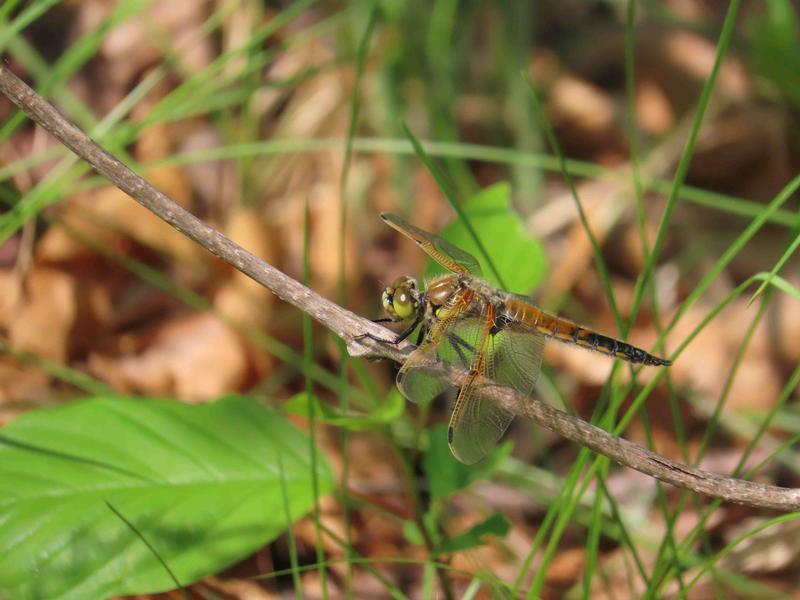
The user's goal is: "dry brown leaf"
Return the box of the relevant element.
[309,183,362,299]
[98,0,212,88]
[721,518,800,574]
[0,358,52,407]
[214,206,279,376]
[215,205,276,327]
[689,105,792,199]
[340,435,405,494]
[669,298,780,413]
[88,312,247,402]
[549,76,615,136]
[538,178,629,305]
[545,546,586,587]
[664,30,747,96]
[37,167,201,266]
[178,125,236,214]
[205,576,279,600]
[354,509,411,558]
[293,516,346,559]
[256,45,353,297]
[0,267,77,405]
[666,517,800,598]
[636,77,674,136]
[775,276,800,364]
[8,267,76,363]
[0,269,23,326]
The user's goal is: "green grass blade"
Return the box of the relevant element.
[105,501,186,599]
[277,450,304,599]
[522,72,623,333]
[303,200,329,599]
[627,0,742,329]
[748,228,800,304]
[144,137,798,228]
[401,123,507,289]
[337,5,378,595]
[667,172,800,332]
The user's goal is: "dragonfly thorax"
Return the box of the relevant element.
[424,275,463,316]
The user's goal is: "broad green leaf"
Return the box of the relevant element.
[434,512,511,555]
[0,395,333,599]
[424,182,547,294]
[282,390,404,430]
[422,425,512,502]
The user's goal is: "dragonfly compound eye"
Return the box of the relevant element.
[382,276,419,320]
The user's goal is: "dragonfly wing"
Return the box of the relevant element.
[448,317,546,464]
[381,212,482,276]
[396,315,476,404]
[396,346,449,405]
[489,321,545,400]
[449,380,515,465]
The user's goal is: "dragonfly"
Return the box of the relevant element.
[366,213,672,465]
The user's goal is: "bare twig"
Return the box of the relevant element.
[2,64,798,511]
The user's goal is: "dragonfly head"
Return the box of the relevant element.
[381,276,421,321]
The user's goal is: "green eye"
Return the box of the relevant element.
[392,287,415,319]
[381,276,419,321]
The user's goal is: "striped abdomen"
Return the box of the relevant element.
[500,299,671,367]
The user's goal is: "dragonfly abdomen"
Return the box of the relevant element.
[501,300,671,366]
[577,331,671,366]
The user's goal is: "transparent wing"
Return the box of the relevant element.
[396,316,478,404]
[489,321,546,400]
[448,318,546,464]
[381,212,482,276]
[396,300,546,464]
[396,346,450,405]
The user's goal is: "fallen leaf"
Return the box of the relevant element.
[88,312,248,402]
[8,267,76,363]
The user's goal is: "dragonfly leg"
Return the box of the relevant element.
[357,331,396,344]
[391,318,422,344]
[357,311,424,345]
[446,332,475,368]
